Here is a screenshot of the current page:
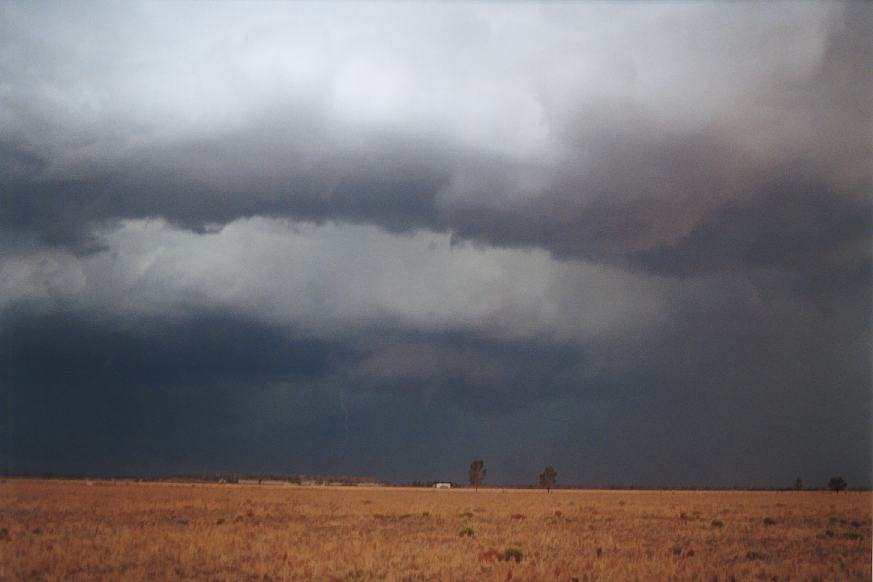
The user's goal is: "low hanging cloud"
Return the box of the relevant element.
[1,217,677,345]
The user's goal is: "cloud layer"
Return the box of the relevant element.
[2,3,869,266]
[0,1,870,485]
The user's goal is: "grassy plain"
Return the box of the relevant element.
[0,479,870,580]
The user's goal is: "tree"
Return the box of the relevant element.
[539,465,557,493]
[794,476,802,491]
[469,460,486,491]
[827,476,847,493]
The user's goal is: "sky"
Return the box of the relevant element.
[1,1,871,488]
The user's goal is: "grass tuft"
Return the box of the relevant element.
[503,547,524,563]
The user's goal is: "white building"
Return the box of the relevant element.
[434,482,452,489]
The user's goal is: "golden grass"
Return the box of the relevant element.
[1,479,870,580]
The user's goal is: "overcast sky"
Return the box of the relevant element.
[1,1,870,487]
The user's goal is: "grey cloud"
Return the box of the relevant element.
[1,1,870,486]
[0,108,454,247]
[3,272,868,486]
[629,174,872,277]
[1,2,869,277]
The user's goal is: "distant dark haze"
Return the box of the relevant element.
[1,2,870,487]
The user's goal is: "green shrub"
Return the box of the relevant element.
[763,517,776,526]
[504,547,524,563]
[746,551,765,560]
[458,527,475,538]
[711,520,724,528]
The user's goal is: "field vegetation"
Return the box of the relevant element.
[1,479,870,580]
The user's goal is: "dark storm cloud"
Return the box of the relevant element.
[0,308,588,479]
[1,1,871,487]
[3,287,868,486]
[0,109,453,251]
[630,174,872,277]
[624,290,872,488]
[1,2,870,275]
[4,308,332,386]
[0,309,340,476]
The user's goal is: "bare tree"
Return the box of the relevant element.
[827,476,847,493]
[539,465,557,493]
[794,476,802,491]
[469,460,486,491]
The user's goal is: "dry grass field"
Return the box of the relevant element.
[1,479,870,581]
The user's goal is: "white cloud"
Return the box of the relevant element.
[2,2,862,184]
[0,218,677,345]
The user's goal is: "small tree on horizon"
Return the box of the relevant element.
[794,476,802,491]
[469,460,486,491]
[539,465,557,493]
[827,476,847,493]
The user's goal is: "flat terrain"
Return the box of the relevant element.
[1,480,870,581]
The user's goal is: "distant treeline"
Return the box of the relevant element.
[404,482,872,492]
[1,472,868,490]
[541,485,873,492]
[161,473,386,486]
[0,471,384,486]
